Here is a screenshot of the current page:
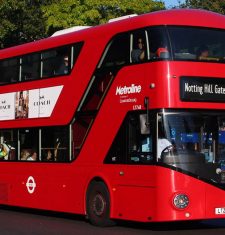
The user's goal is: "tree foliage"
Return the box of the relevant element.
[0,0,165,48]
[1,0,225,49]
[42,0,165,35]
[0,0,49,48]
[180,0,225,14]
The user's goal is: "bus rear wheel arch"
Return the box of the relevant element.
[86,180,115,227]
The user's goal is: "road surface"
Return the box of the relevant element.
[0,207,225,235]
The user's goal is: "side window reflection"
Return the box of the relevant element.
[104,112,154,165]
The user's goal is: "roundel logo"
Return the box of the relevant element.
[26,176,36,194]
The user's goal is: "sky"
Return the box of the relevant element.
[164,0,185,8]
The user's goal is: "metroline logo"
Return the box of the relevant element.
[116,84,142,95]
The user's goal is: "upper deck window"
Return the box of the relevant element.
[101,33,130,67]
[21,53,40,81]
[41,45,71,78]
[100,26,171,69]
[147,27,170,60]
[168,26,225,62]
[0,42,83,85]
[0,58,20,84]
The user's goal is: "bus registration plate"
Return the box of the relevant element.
[215,207,225,215]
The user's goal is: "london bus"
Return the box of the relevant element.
[0,9,225,227]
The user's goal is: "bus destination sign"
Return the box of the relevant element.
[180,77,225,102]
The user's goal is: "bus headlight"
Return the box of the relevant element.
[173,194,189,209]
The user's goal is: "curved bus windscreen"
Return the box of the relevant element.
[168,26,225,63]
[158,110,225,187]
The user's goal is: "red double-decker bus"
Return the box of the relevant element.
[0,9,225,226]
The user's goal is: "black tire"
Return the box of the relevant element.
[86,181,115,227]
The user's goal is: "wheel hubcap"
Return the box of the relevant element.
[92,193,106,216]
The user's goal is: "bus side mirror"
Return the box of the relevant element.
[140,114,150,135]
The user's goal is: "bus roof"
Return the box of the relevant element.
[51,26,91,37]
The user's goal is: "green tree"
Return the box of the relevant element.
[42,0,165,35]
[0,0,48,48]
[0,0,165,48]
[180,0,225,14]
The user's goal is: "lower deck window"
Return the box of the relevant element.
[0,126,71,162]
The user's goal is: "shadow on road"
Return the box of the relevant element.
[116,219,225,231]
[1,205,225,231]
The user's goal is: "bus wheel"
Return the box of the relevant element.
[86,181,115,227]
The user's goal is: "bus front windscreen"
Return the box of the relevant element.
[168,26,225,63]
[158,110,225,186]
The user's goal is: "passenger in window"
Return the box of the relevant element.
[0,144,7,160]
[158,128,172,159]
[2,142,10,160]
[197,45,209,60]
[56,55,69,75]
[131,38,145,63]
[158,138,172,158]
[156,46,169,59]
[27,150,38,161]
[20,149,30,160]
[44,149,54,161]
